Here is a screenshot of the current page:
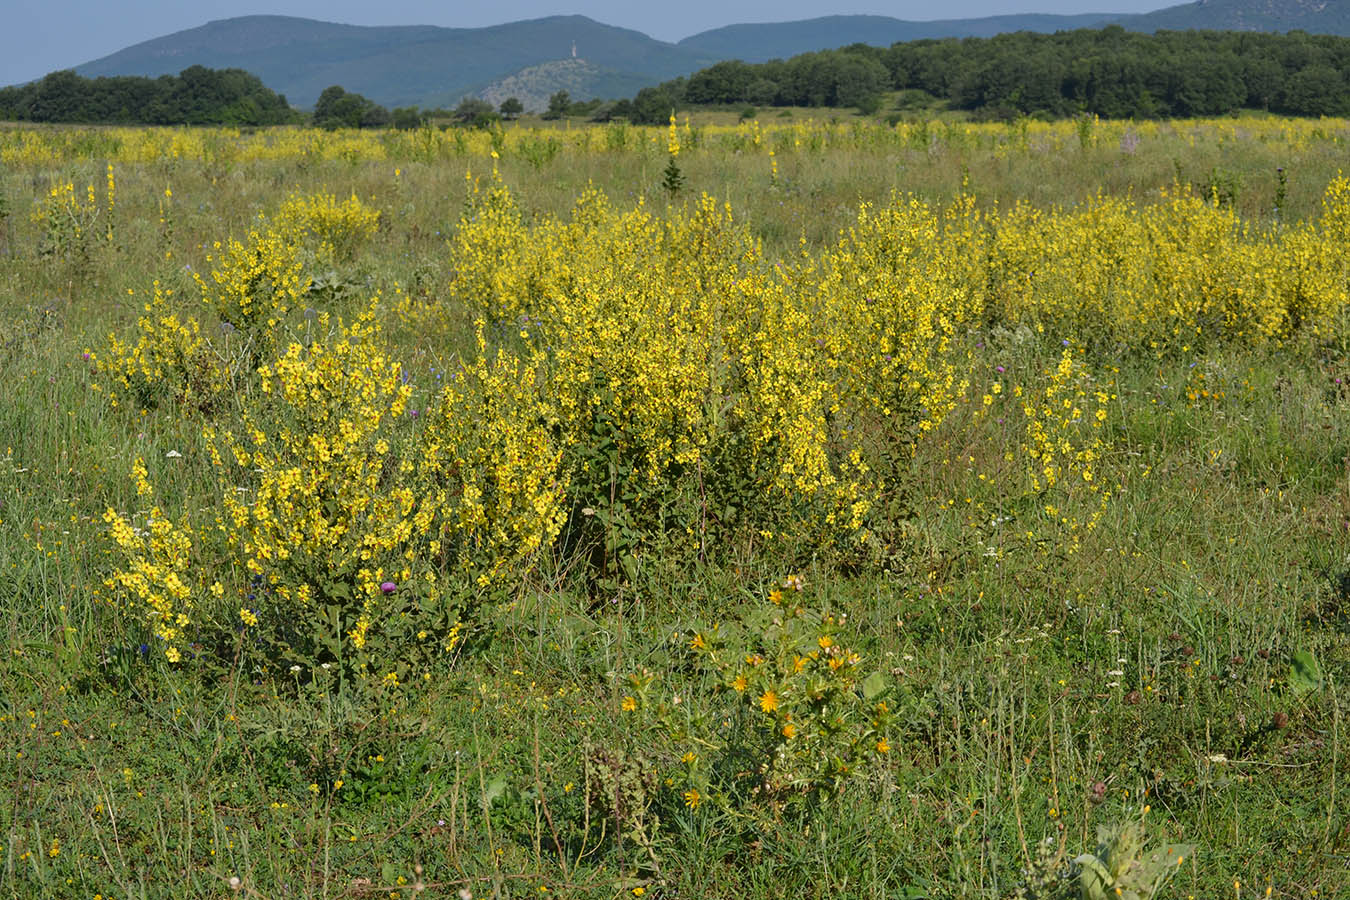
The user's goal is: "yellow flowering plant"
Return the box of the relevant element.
[193,223,311,367]
[31,169,114,261]
[449,170,531,323]
[102,504,201,665]
[275,190,381,262]
[412,323,567,589]
[662,112,684,195]
[1016,346,1114,554]
[686,581,893,806]
[622,579,893,816]
[450,181,897,580]
[984,179,1350,352]
[97,281,228,413]
[209,309,438,674]
[99,191,372,417]
[102,294,565,680]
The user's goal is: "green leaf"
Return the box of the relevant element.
[862,671,887,700]
[1074,854,1113,900]
[484,776,507,807]
[1288,650,1323,693]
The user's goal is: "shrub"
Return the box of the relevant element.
[274,190,381,261]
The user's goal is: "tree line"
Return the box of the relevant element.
[0,66,299,126]
[0,65,553,130]
[8,27,1350,128]
[623,27,1350,122]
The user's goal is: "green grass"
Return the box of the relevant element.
[1,122,1348,899]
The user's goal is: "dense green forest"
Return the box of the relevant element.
[312,85,395,129]
[621,27,1350,122]
[0,66,298,125]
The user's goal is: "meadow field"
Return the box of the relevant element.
[0,115,1348,899]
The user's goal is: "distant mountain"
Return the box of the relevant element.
[677,0,1350,62]
[47,2,1350,113]
[1128,0,1350,32]
[677,13,1120,61]
[72,15,714,109]
[478,59,655,113]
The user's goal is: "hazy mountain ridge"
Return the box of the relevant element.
[1133,0,1350,31]
[73,15,714,109]
[48,1,1350,111]
[675,12,1122,61]
[676,0,1350,62]
[478,59,656,113]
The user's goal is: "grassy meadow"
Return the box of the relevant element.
[1,116,1348,899]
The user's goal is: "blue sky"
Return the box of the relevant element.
[2,0,1173,87]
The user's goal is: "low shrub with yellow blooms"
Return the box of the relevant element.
[413,324,567,588]
[30,165,114,258]
[619,577,892,812]
[985,178,1350,350]
[102,495,208,666]
[95,281,226,412]
[97,170,1350,675]
[99,187,566,672]
[450,179,968,562]
[215,309,417,663]
[275,190,381,262]
[1017,347,1114,553]
[194,224,311,365]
